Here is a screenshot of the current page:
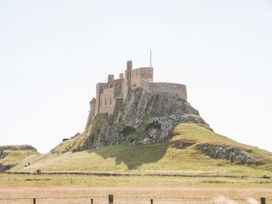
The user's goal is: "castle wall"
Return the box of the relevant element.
[98,87,116,114]
[142,81,187,101]
[123,80,129,101]
[131,67,153,89]
[114,83,123,98]
[93,63,186,117]
[95,83,107,115]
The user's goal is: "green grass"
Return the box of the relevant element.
[0,150,38,166]
[172,124,272,170]
[8,124,272,177]
[51,129,88,153]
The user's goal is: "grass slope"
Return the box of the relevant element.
[0,145,39,170]
[9,124,272,176]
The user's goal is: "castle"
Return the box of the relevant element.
[87,61,187,124]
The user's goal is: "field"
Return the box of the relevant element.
[1,124,272,203]
[0,173,272,203]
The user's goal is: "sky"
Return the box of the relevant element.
[0,0,271,153]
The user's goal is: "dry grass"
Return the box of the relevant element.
[0,150,38,166]
[0,183,272,204]
[1,173,272,188]
[8,124,272,178]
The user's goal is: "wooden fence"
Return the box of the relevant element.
[0,195,268,204]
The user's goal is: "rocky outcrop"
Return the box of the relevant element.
[172,140,195,149]
[0,150,8,159]
[196,143,258,165]
[0,163,14,172]
[74,88,209,151]
[0,163,5,173]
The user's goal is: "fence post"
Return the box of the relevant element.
[151,198,153,204]
[91,198,93,204]
[261,197,266,204]
[33,198,36,204]
[108,194,113,204]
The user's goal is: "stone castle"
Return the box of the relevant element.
[87,60,187,124]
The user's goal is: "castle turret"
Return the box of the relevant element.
[108,74,114,82]
[126,60,132,89]
[123,60,133,100]
[85,97,96,129]
[90,97,96,111]
[119,73,124,79]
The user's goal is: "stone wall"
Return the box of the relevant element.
[113,83,123,98]
[131,67,153,89]
[95,83,107,115]
[93,64,186,117]
[142,80,187,101]
[99,87,116,114]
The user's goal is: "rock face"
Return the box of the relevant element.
[196,144,258,165]
[78,88,209,150]
[0,150,8,159]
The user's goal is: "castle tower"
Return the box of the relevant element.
[123,60,132,100]
[85,97,96,129]
[108,74,114,82]
[89,97,96,117]
[126,60,132,89]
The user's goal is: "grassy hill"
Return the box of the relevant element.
[8,124,272,176]
[0,145,39,172]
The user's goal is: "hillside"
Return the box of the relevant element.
[0,145,39,172]
[51,88,209,153]
[9,124,272,176]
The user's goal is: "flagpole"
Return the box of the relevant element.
[150,49,152,67]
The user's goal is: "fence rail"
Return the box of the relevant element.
[0,195,269,204]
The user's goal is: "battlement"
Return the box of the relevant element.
[87,60,187,123]
[107,73,124,83]
[142,81,187,101]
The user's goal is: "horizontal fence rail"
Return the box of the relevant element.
[0,195,269,204]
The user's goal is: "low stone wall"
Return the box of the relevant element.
[142,80,187,101]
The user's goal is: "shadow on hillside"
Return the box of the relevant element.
[91,142,169,170]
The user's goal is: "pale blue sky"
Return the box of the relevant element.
[0,0,271,153]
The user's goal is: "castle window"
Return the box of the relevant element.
[110,97,112,105]
[105,98,107,105]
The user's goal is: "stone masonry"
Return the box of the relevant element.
[86,60,187,127]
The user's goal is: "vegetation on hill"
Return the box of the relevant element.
[0,145,37,152]
[9,124,272,177]
[0,145,39,172]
